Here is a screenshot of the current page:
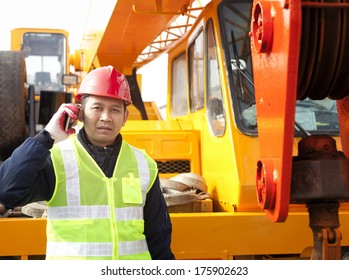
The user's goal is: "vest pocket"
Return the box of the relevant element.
[122,173,142,204]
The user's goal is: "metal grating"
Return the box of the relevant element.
[156,160,191,174]
[135,0,211,67]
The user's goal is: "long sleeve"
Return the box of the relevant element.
[143,175,175,260]
[0,132,55,209]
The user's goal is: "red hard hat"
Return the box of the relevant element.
[76,65,131,104]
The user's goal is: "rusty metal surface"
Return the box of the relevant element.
[290,136,349,259]
[291,135,349,203]
[307,203,342,260]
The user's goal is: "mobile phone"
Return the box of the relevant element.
[64,115,75,131]
[64,105,81,131]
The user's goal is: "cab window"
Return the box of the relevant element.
[206,19,225,136]
[188,30,204,112]
[171,52,188,117]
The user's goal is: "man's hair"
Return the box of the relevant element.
[80,95,88,109]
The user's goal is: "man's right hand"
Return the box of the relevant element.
[45,103,80,143]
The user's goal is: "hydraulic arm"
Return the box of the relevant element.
[250,0,349,259]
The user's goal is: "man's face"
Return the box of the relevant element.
[81,95,128,147]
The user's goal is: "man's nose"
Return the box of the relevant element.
[100,110,111,121]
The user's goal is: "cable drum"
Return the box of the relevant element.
[297,0,349,100]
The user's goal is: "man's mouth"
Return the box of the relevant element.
[97,126,112,131]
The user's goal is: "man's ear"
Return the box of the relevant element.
[122,109,129,126]
[78,108,84,122]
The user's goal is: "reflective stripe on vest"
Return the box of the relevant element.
[46,239,149,257]
[47,136,157,260]
[48,206,143,221]
[59,140,80,206]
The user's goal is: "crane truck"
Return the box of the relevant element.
[0,0,349,260]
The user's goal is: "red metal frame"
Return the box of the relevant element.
[250,0,302,222]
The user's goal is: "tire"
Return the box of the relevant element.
[0,51,27,160]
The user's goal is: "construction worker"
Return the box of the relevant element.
[0,66,175,260]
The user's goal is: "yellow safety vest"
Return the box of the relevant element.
[46,135,157,260]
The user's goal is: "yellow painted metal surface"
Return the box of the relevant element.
[2,209,349,260]
[11,28,69,49]
[0,218,46,259]
[122,120,201,177]
[127,102,163,120]
[171,210,349,259]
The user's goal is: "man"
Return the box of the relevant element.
[0,66,175,260]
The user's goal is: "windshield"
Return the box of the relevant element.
[22,32,66,92]
[218,0,340,136]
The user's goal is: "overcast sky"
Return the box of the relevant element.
[0,0,91,51]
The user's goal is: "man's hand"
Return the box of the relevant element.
[45,103,80,143]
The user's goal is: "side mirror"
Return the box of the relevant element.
[61,74,80,86]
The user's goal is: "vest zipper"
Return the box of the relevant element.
[105,177,119,260]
